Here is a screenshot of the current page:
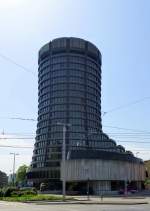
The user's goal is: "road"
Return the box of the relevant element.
[0,201,150,211]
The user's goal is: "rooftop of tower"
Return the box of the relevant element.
[38,37,102,64]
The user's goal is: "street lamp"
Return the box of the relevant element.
[57,122,71,201]
[10,153,19,186]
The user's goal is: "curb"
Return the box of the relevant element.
[23,200,149,205]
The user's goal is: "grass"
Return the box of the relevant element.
[0,194,65,202]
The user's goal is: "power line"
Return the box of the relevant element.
[103,125,150,133]
[0,132,35,135]
[0,144,149,151]
[0,137,34,140]
[103,96,150,116]
[116,141,150,144]
[0,53,36,76]
[0,145,33,149]
[0,114,149,134]
[0,116,36,121]
[107,132,150,134]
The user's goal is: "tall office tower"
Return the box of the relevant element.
[27,37,136,189]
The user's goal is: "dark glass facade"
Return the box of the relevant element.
[27,37,135,187]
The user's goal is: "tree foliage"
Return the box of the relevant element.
[16,165,28,183]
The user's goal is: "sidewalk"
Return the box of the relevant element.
[73,196,149,205]
[24,196,149,205]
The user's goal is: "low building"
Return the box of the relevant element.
[0,171,8,188]
[61,150,145,195]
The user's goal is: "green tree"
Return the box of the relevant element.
[16,165,28,185]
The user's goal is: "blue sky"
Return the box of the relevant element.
[0,0,150,174]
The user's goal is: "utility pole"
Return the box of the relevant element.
[57,122,71,201]
[10,153,19,186]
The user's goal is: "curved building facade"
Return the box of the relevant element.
[27,37,144,190]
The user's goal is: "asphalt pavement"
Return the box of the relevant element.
[0,201,150,211]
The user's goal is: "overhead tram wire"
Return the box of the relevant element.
[0,137,34,140]
[103,125,150,133]
[102,96,150,116]
[0,116,36,121]
[1,114,150,134]
[0,143,149,150]
[0,145,33,149]
[0,53,36,76]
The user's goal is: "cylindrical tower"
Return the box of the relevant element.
[28,37,130,188]
[28,38,102,187]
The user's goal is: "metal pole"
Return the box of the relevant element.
[87,178,90,200]
[10,153,19,186]
[62,125,66,201]
[124,180,127,196]
[13,154,15,186]
[57,122,71,201]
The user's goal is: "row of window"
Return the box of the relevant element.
[38,112,100,123]
[36,134,106,144]
[35,155,45,162]
[39,53,99,69]
[34,148,46,155]
[35,162,44,168]
[37,122,101,137]
[50,111,100,120]
[35,136,117,150]
[39,70,100,85]
[34,139,119,156]
[47,132,86,139]
[40,76,99,85]
[38,102,101,116]
[36,134,48,141]
[49,125,99,133]
[39,82,100,96]
[36,128,111,143]
[38,107,50,115]
[39,60,49,69]
[39,90,100,103]
[35,140,47,148]
[47,153,62,160]
[39,64,100,83]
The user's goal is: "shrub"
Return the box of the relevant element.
[3,187,18,197]
[0,187,38,198]
[0,189,3,197]
[11,188,38,197]
[20,187,37,195]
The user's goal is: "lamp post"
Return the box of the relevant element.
[10,153,19,186]
[57,122,71,201]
